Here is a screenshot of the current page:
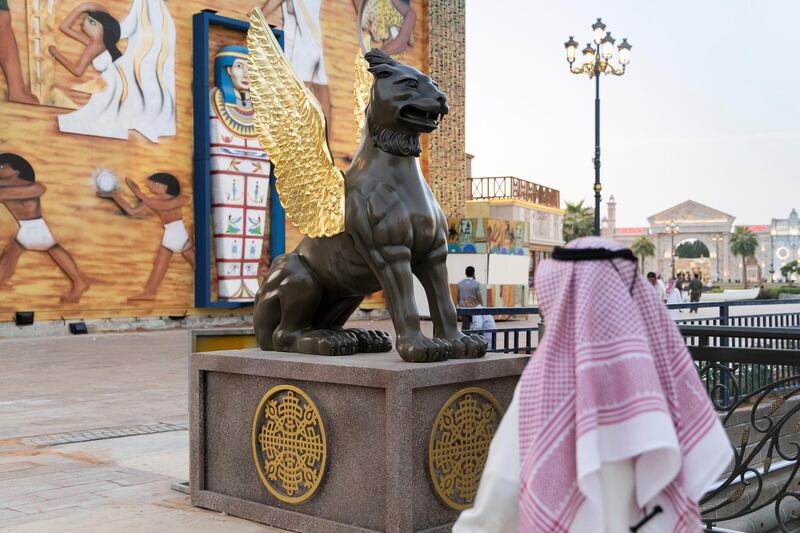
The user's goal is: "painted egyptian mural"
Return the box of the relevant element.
[0,0,431,320]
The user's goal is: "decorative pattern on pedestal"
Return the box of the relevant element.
[427,0,466,219]
[251,385,327,504]
[428,387,503,510]
[210,46,271,301]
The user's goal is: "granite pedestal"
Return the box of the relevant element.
[190,348,529,533]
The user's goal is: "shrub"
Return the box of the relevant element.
[760,286,800,299]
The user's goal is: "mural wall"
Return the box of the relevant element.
[0,0,430,321]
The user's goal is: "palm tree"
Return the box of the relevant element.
[631,236,655,274]
[729,227,758,288]
[562,200,594,243]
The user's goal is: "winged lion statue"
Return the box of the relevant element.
[247,9,487,363]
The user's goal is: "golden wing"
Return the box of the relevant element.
[247,8,345,238]
[353,52,371,145]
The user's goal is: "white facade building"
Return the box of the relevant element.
[603,197,772,283]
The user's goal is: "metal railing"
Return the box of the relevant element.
[682,326,800,406]
[467,176,561,209]
[458,298,800,355]
[460,306,540,354]
[687,328,800,532]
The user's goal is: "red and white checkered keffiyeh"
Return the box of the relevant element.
[519,237,731,532]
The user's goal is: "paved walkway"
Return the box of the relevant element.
[0,316,411,532]
[0,330,284,532]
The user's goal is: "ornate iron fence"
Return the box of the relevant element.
[687,328,800,532]
[682,326,800,408]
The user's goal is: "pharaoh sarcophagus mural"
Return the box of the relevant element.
[209,45,270,301]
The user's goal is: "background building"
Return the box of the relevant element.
[604,197,774,283]
[436,170,563,308]
[770,209,800,280]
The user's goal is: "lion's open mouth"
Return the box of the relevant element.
[399,105,440,128]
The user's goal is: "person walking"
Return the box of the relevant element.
[665,277,683,319]
[457,266,482,330]
[675,272,685,300]
[689,272,703,313]
[656,273,667,299]
[647,271,666,302]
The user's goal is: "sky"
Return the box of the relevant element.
[464,0,800,227]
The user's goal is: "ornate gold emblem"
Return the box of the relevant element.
[428,387,504,511]
[251,385,327,504]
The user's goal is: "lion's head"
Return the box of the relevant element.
[364,49,449,157]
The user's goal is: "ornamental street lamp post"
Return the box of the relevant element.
[665,221,679,278]
[564,19,631,236]
[711,234,724,283]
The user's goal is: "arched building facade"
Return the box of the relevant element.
[602,197,779,283]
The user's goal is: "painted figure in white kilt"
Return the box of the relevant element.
[209,45,271,301]
[97,172,194,301]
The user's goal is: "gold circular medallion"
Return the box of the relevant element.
[251,385,327,504]
[428,387,504,510]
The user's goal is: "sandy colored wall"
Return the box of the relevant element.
[0,0,431,321]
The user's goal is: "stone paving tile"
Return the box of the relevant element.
[9,494,109,515]
[89,480,173,502]
[0,460,75,480]
[0,467,78,483]
[49,468,131,487]
[0,462,38,474]
[0,491,49,509]
[107,471,172,488]
[31,481,120,501]
[0,509,23,521]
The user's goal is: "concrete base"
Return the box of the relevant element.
[190,348,528,533]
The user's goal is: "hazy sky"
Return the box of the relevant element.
[464,1,800,227]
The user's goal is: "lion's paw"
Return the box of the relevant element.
[293,329,360,356]
[448,333,488,359]
[397,334,451,363]
[343,328,393,353]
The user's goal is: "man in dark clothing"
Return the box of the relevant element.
[689,272,703,313]
[457,266,482,330]
[675,273,685,297]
